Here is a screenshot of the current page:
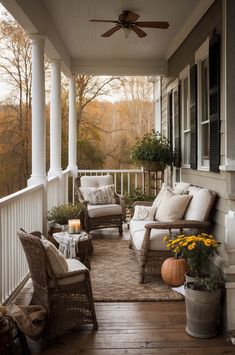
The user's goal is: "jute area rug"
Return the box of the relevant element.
[90,238,184,302]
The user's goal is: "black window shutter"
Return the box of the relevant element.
[168,92,173,146]
[209,31,220,172]
[190,64,197,170]
[174,85,181,167]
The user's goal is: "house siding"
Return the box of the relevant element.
[161,0,235,331]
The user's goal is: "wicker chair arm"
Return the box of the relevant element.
[133,201,153,207]
[144,220,210,230]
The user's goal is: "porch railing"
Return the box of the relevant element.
[0,184,43,303]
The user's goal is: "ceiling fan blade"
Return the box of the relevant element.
[131,26,147,38]
[136,21,169,29]
[125,11,140,23]
[101,25,122,37]
[90,19,118,23]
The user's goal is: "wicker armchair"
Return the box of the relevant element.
[129,185,216,283]
[74,175,125,234]
[17,230,98,340]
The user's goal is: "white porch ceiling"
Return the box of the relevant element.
[1,0,215,76]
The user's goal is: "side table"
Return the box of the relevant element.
[53,231,93,268]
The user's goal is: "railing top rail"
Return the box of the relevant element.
[48,176,59,183]
[0,184,43,207]
[77,169,144,173]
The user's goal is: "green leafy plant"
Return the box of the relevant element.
[131,130,176,169]
[185,274,224,293]
[48,203,85,226]
[124,189,154,215]
[164,233,221,277]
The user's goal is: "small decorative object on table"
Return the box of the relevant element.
[164,232,223,338]
[68,219,81,233]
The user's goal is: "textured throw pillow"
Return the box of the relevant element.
[132,205,156,221]
[80,185,116,205]
[40,237,68,276]
[155,190,192,222]
[173,182,190,195]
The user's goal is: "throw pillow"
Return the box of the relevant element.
[80,185,116,205]
[40,237,68,276]
[184,186,212,221]
[132,205,156,221]
[173,182,190,195]
[155,190,192,222]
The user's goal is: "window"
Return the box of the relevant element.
[195,38,209,170]
[180,66,190,167]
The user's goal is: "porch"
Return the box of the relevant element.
[1,0,235,351]
[13,226,234,354]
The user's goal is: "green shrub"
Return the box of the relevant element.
[131,130,176,169]
[48,203,84,225]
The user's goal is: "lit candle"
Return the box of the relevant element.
[68,219,80,234]
[74,219,81,233]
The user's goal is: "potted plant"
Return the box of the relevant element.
[47,203,85,234]
[185,275,224,338]
[164,233,221,281]
[164,233,223,338]
[130,130,176,170]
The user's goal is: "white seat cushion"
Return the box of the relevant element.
[56,259,87,286]
[81,175,113,187]
[129,219,150,237]
[87,204,122,218]
[184,186,212,221]
[132,227,179,251]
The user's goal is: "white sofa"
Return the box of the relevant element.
[129,182,216,283]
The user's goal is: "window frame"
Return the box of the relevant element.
[179,65,191,168]
[195,38,210,171]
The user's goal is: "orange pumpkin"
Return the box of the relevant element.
[161,257,188,287]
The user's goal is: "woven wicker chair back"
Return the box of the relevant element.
[17,231,54,290]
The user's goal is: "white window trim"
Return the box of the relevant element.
[179,65,190,168]
[195,38,210,171]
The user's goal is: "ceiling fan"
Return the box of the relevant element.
[90,10,169,38]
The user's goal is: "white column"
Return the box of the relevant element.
[67,75,78,175]
[48,59,62,178]
[28,34,46,186]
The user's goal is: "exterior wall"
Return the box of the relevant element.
[161,0,235,331]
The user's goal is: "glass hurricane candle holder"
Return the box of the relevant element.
[68,219,81,234]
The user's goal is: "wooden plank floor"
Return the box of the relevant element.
[15,227,235,354]
[40,302,234,355]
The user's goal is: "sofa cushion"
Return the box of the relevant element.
[173,182,190,194]
[184,186,213,221]
[152,182,190,210]
[80,185,116,205]
[129,219,149,237]
[155,190,192,222]
[40,237,68,276]
[152,183,167,209]
[81,175,113,187]
[132,228,179,251]
[87,204,122,218]
[132,205,156,221]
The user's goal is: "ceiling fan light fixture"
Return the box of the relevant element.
[121,26,132,38]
